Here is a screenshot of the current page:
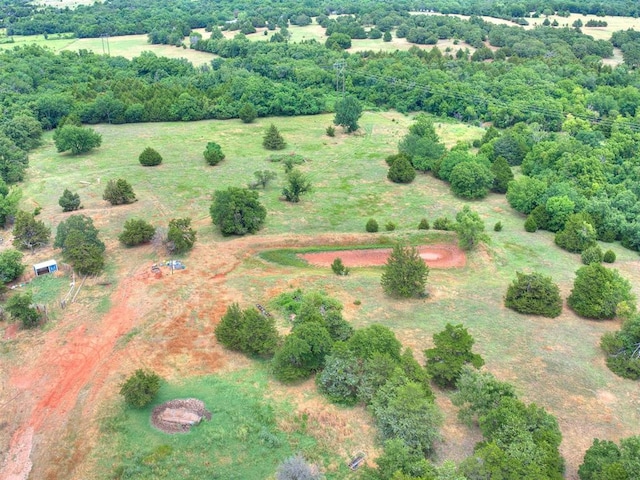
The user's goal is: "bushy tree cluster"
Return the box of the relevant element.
[215,303,280,356]
[103,179,136,205]
[579,436,640,480]
[119,219,155,246]
[166,217,196,254]
[54,214,106,275]
[12,210,51,252]
[5,292,41,329]
[568,264,635,320]
[601,315,640,380]
[203,142,225,166]
[398,114,445,172]
[424,323,484,388]
[53,125,102,154]
[210,187,266,236]
[0,249,25,284]
[504,271,563,318]
[455,206,487,251]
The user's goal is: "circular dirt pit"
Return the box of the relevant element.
[151,398,212,434]
[300,244,466,269]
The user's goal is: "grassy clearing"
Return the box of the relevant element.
[25,273,70,305]
[97,368,356,480]
[418,11,640,41]
[0,32,216,66]
[24,112,482,242]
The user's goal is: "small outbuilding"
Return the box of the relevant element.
[33,259,58,276]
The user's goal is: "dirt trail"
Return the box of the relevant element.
[2,273,139,480]
[300,244,466,268]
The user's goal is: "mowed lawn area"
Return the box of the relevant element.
[24,112,640,478]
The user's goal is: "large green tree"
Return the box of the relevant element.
[0,249,25,283]
[0,134,29,183]
[381,243,429,298]
[55,214,106,275]
[210,187,266,236]
[119,219,155,246]
[424,323,484,388]
[12,210,51,252]
[450,161,494,199]
[568,264,635,319]
[53,125,102,155]
[333,95,362,133]
[455,206,487,251]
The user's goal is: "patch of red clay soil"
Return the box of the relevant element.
[300,244,466,268]
[2,273,142,480]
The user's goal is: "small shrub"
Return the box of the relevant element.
[494,221,503,232]
[524,215,538,232]
[387,154,416,184]
[203,142,225,166]
[354,299,361,305]
[58,189,81,212]
[331,257,349,276]
[325,125,335,137]
[119,219,155,246]
[385,221,396,231]
[103,179,136,205]
[263,124,286,150]
[581,245,603,265]
[138,147,162,166]
[238,103,257,123]
[5,292,41,328]
[366,218,379,232]
[119,369,161,408]
[433,216,454,231]
[418,218,430,230]
[603,249,616,263]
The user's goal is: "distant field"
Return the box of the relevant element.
[417,11,640,41]
[35,0,97,7]
[0,33,216,66]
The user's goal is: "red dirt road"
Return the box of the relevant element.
[2,273,140,480]
[300,244,466,268]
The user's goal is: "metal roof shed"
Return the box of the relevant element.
[33,259,58,276]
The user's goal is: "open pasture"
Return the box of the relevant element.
[418,11,640,41]
[0,32,216,66]
[3,111,639,479]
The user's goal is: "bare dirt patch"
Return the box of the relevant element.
[300,244,466,269]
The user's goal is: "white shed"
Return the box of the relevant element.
[33,259,58,276]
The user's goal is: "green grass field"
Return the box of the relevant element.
[23,111,640,478]
[416,11,640,41]
[97,368,359,479]
[0,32,216,66]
